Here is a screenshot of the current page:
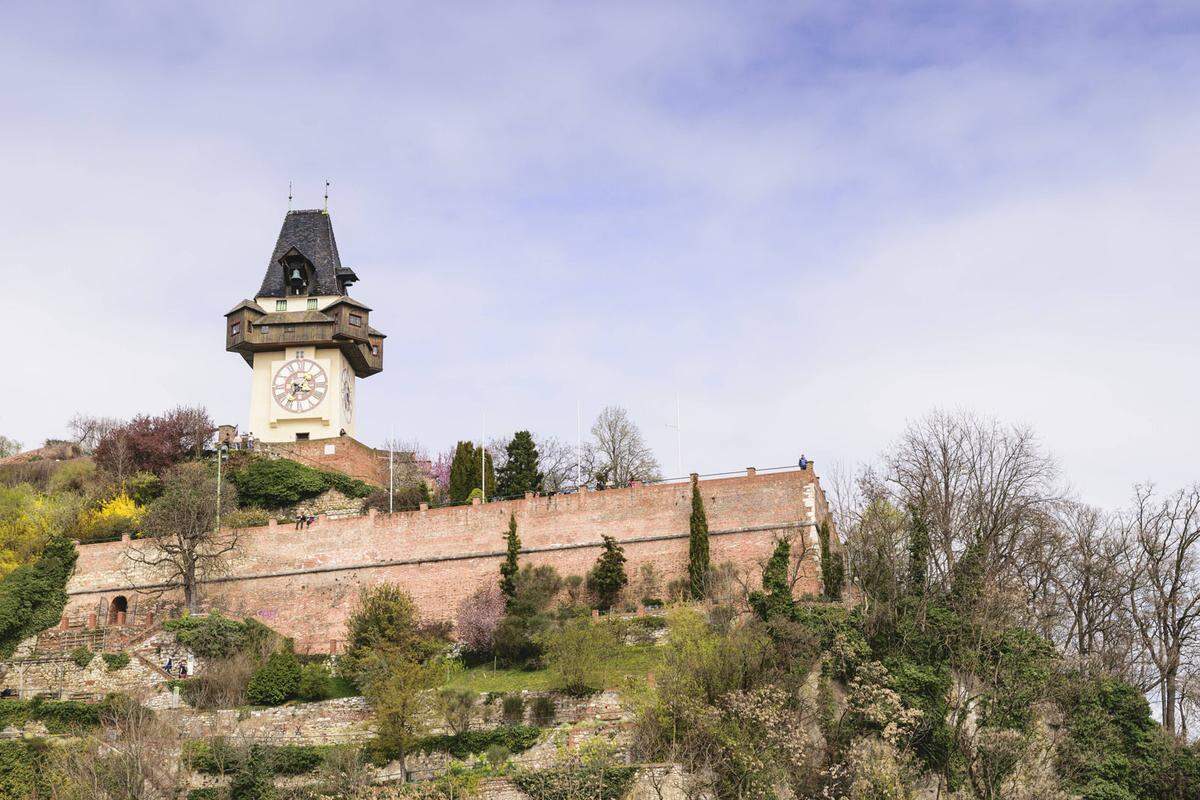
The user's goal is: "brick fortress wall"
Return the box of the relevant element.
[259,435,389,486]
[64,466,832,653]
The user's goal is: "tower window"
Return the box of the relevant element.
[307,298,318,310]
[276,300,287,311]
[349,313,363,327]
[295,350,306,359]
[230,323,240,337]
[371,345,379,355]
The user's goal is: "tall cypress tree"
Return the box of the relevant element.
[687,476,710,600]
[448,441,496,502]
[448,441,477,502]
[495,431,543,499]
[499,513,520,601]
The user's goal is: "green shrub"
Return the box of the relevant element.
[0,536,77,658]
[415,725,541,758]
[493,613,546,668]
[102,651,131,671]
[513,762,637,800]
[125,471,164,505]
[502,693,525,724]
[165,612,272,659]
[297,661,333,701]
[486,744,511,766]
[185,739,330,777]
[229,458,373,509]
[544,620,618,696]
[0,739,52,799]
[229,751,277,800]
[71,646,94,668]
[0,698,103,734]
[531,695,556,726]
[246,649,301,706]
[186,789,222,800]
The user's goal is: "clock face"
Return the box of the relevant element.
[341,366,353,422]
[272,358,328,413]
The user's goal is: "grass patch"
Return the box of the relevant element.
[445,643,663,695]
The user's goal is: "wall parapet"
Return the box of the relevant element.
[65,466,831,649]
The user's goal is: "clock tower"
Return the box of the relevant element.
[224,210,385,443]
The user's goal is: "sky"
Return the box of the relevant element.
[1,1,1197,510]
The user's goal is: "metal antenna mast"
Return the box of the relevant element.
[666,393,682,476]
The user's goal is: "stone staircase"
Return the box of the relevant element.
[33,617,161,656]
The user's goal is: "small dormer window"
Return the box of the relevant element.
[307,298,318,311]
[276,300,287,311]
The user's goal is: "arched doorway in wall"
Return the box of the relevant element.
[108,595,128,626]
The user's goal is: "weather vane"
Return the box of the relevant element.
[324,179,331,212]
[288,180,293,211]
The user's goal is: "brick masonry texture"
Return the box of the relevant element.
[64,468,831,652]
[266,435,389,485]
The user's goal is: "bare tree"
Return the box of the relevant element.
[1036,502,1138,675]
[67,414,122,453]
[379,437,435,491]
[49,696,180,800]
[536,434,582,493]
[1123,483,1200,735]
[590,406,661,487]
[883,410,1060,592]
[127,461,239,613]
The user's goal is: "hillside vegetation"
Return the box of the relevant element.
[0,408,1197,798]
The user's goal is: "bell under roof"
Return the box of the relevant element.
[257,209,351,298]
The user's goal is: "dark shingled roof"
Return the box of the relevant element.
[226,299,266,316]
[257,210,346,298]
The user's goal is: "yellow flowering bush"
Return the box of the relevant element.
[79,491,144,541]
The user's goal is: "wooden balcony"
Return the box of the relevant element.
[225,307,384,376]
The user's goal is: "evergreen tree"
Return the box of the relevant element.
[448,441,496,502]
[749,537,794,622]
[586,535,628,611]
[818,520,844,600]
[448,441,477,502]
[499,513,520,601]
[495,431,543,499]
[687,476,710,600]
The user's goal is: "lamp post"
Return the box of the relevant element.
[215,443,229,533]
